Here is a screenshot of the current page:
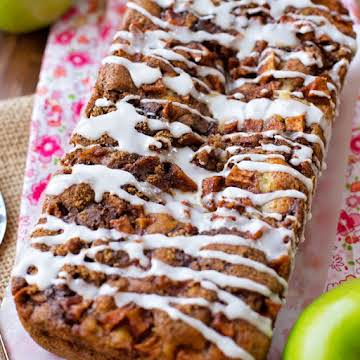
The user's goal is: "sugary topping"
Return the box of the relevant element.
[13,1,356,359]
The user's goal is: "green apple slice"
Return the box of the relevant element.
[284,279,360,360]
[0,0,73,33]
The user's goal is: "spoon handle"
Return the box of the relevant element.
[0,192,7,245]
[0,331,10,360]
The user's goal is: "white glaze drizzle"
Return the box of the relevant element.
[102,55,162,87]
[14,0,356,358]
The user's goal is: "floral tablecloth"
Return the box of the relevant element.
[327,0,360,288]
[2,0,360,359]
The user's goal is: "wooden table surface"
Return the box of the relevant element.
[0,29,49,100]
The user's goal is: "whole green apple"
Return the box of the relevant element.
[0,0,73,33]
[283,278,360,360]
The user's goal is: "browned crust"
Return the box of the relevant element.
[17,312,126,360]
[12,0,356,359]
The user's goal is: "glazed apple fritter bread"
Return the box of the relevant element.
[12,0,356,359]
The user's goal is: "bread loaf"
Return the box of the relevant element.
[12,1,356,359]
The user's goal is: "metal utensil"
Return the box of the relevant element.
[0,192,6,245]
[0,332,9,360]
[0,191,9,359]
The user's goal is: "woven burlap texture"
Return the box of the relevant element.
[0,96,32,300]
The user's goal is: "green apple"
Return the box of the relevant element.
[0,0,73,33]
[284,279,360,360]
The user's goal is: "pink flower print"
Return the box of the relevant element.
[81,77,91,87]
[100,24,112,39]
[88,0,101,13]
[346,194,360,208]
[44,98,63,127]
[345,234,360,244]
[338,210,354,235]
[62,6,78,21]
[66,51,90,67]
[348,154,359,166]
[349,213,360,229]
[55,30,75,45]
[37,86,48,96]
[28,174,51,205]
[330,254,345,272]
[350,134,360,154]
[54,65,67,78]
[350,181,360,193]
[18,215,30,228]
[77,35,90,44]
[35,135,63,163]
[116,3,127,15]
[72,99,85,118]
[51,90,62,101]
[337,210,360,236]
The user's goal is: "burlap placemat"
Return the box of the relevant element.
[0,96,33,300]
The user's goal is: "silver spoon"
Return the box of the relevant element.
[0,191,9,359]
[0,332,9,360]
[0,192,6,245]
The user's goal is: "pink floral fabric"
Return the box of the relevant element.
[9,0,360,357]
[325,0,360,289]
[327,95,360,288]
